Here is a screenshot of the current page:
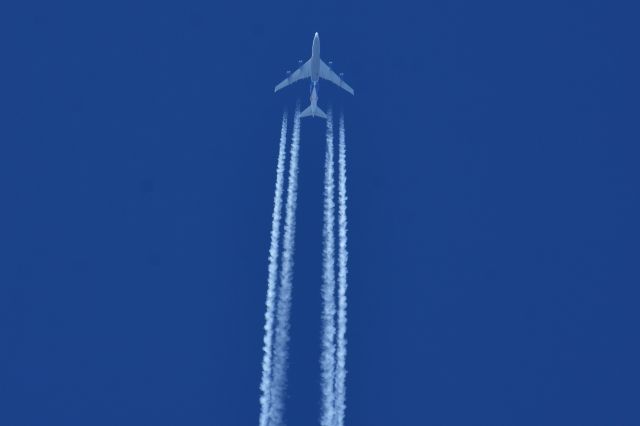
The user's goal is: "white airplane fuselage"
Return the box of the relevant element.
[302,33,327,118]
[310,32,321,85]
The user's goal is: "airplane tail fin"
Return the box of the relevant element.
[300,105,327,119]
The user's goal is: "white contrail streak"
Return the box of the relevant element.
[259,111,288,426]
[270,105,302,426]
[320,111,337,426]
[334,113,349,426]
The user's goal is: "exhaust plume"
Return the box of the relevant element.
[335,113,349,426]
[259,111,288,426]
[270,105,302,425]
[320,111,337,426]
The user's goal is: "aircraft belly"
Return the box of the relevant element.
[311,58,320,83]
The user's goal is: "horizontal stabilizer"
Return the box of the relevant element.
[301,105,327,119]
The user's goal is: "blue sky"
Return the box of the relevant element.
[1,1,639,425]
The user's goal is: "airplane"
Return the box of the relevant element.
[275,32,354,119]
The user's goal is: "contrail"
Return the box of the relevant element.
[319,111,337,426]
[334,113,349,426]
[259,111,288,426]
[270,105,302,426]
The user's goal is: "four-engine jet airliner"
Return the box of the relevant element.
[274,32,354,119]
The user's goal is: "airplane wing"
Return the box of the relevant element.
[274,60,311,92]
[319,60,354,95]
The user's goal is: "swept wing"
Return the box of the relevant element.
[319,60,354,95]
[274,60,311,92]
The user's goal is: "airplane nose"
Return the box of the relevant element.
[315,32,319,38]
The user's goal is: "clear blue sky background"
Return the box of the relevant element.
[2,1,639,425]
